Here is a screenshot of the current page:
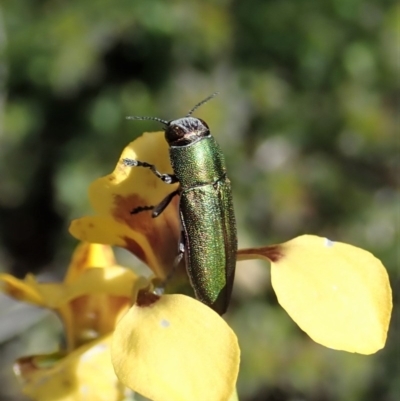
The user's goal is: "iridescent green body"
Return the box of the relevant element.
[170,135,237,315]
[125,97,237,315]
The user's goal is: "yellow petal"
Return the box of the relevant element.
[58,266,142,305]
[64,242,116,283]
[228,388,239,401]
[2,267,140,310]
[2,265,146,350]
[69,215,174,279]
[0,273,45,306]
[240,235,392,354]
[15,335,124,401]
[111,293,240,401]
[69,216,133,248]
[57,267,148,347]
[91,132,176,214]
[40,267,146,349]
[69,132,181,279]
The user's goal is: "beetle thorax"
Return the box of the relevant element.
[164,117,210,146]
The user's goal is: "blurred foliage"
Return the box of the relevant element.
[0,0,398,400]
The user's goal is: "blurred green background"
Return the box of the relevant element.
[0,0,398,400]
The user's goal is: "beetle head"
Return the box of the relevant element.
[164,117,210,146]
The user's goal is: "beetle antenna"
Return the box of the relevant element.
[186,92,219,117]
[126,116,168,125]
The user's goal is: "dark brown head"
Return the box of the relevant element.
[164,117,210,146]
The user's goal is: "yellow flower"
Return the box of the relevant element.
[70,132,240,401]
[0,242,143,401]
[69,131,392,400]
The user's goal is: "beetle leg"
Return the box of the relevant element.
[174,235,185,267]
[152,189,180,217]
[122,158,178,184]
[152,234,185,293]
[130,189,179,217]
[164,234,185,280]
[130,205,154,215]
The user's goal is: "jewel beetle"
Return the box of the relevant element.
[123,93,237,315]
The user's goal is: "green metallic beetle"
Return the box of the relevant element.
[123,94,237,315]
